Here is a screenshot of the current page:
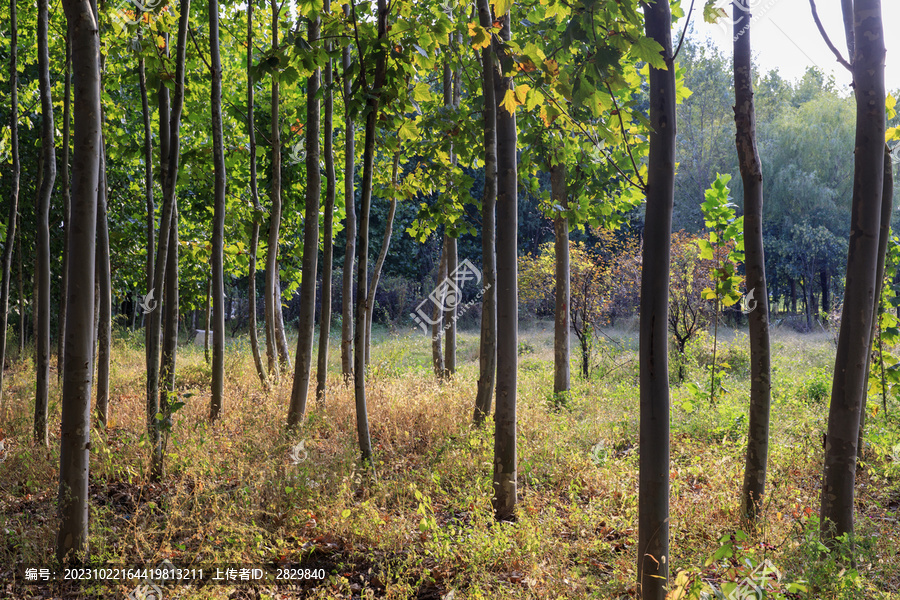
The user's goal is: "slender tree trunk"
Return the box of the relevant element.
[638,1,675,596]
[364,153,399,367]
[474,0,497,425]
[209,0,226,421]
[95,141,111,426]
[204,276,211,363]
[264,0,283,382]
[734,3,773,523]
[17,216,24,356]
[288,12,322,426]
[0,0,21,410]
[551,161,569,397]
[492,10,517,522]
[147,0,190,482]
[821,0,886,547]
[317,7,336,405]
[858,147,893,459]
[158,207,179,477]
[341,12,356,381]
[57,0,100,563]
[275,273,291,370]
[432,244,446,377]
[246,1,267,387]
[442,56,457,378]
[57,37,72,383]
[33,0,56,445]
[352,0,387,468]
[821,270,830,314]
[139,35,154,339]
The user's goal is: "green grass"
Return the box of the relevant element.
[0,322,898,598]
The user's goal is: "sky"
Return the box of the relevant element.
[680,0,900,92]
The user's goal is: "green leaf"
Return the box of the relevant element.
[492,0,511,17]
[630,37,667,70]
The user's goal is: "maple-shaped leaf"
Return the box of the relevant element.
[500,88,518,115]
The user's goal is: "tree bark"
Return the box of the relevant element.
[474,0,497,425]
[551,161,569,397]
[443,55,457,378]
[57,36,72,383]
[638,1,675,596]
[34,0,56,445]
[734,2,773,524]
[246,0,267,387]
[0,0,21,411]
[364,153,399,367]
[858,147,893,459]
[820,0,886,547]
[57,0,100,563]
[95,140,111,426]
[316,4,336,404]
[204,276,211,363]
[288,12,322,426]
[432,243,446,377]
[158,206,179,477]
[139,34,154,352]
[264,0,283,382]
[146,0,190,482]
[341,8,356,381]
[492,10,518,522]
[209,0,226,421]
[352,0,387,468]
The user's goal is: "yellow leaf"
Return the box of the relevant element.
[492,0,511,16]
[514,84,531,106]
[500,88,518,115]
[157,35,166,49]
[467,22,491,50]
[887,126,900,142]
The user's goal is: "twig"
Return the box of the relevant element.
[607,82,646,189]
[808,0,852,72]
[189,27,213,73]
[672,0,696,62]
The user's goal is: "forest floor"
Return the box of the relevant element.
[1,321,899,599]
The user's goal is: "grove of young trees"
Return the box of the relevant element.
[0,0,898,598]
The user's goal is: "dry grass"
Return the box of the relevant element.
[0,323,898,599]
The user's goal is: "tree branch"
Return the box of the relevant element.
[808,0,852,72]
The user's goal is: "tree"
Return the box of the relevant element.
[733,0,773,523]
[316,0,337,405]
[341,4,357,381]
[473,0,497,426]
[95,142,111,426]
[668,231,712,382]
[288,8,322,426]
[58,37,72,383]
[814,0,887,547]
[551,159,569,396]
[0,0,21,411]
[209,0,226,420]
[58,0,101,562]
[34,0,57,445]
[246,0,268,387]
[492,5,518,522]
[638,0,675,596]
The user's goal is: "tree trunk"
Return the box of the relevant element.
[432,244,446,377]
[34,0,56,445]
[0,0,21,411]
[316,8,336,405]
[858,147,893,459]
[57,36,72,383]
[442,56,458,378]
[17,214,25,356]
[288,12,322,426]
[551,161,569,397]
[57,0,100,563]
[341,9,356,381]
[473,0,497,425]
[209,0,226,421]
[158,207,179,478]
[492,9,518,522]
[95,141,111,426]
[790,278,797,313]
[352,0,387,468]
[821,270,830,314]
[364,153,400,367]
[734,3,773,524]
[638,1,675,596]
[275,270,291,370]
[204,276,211,363]
[821,0,886,548]
[146,0,190,483]
[246,0,267,387]
[264,0,283,382]
[139,34,154,349]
